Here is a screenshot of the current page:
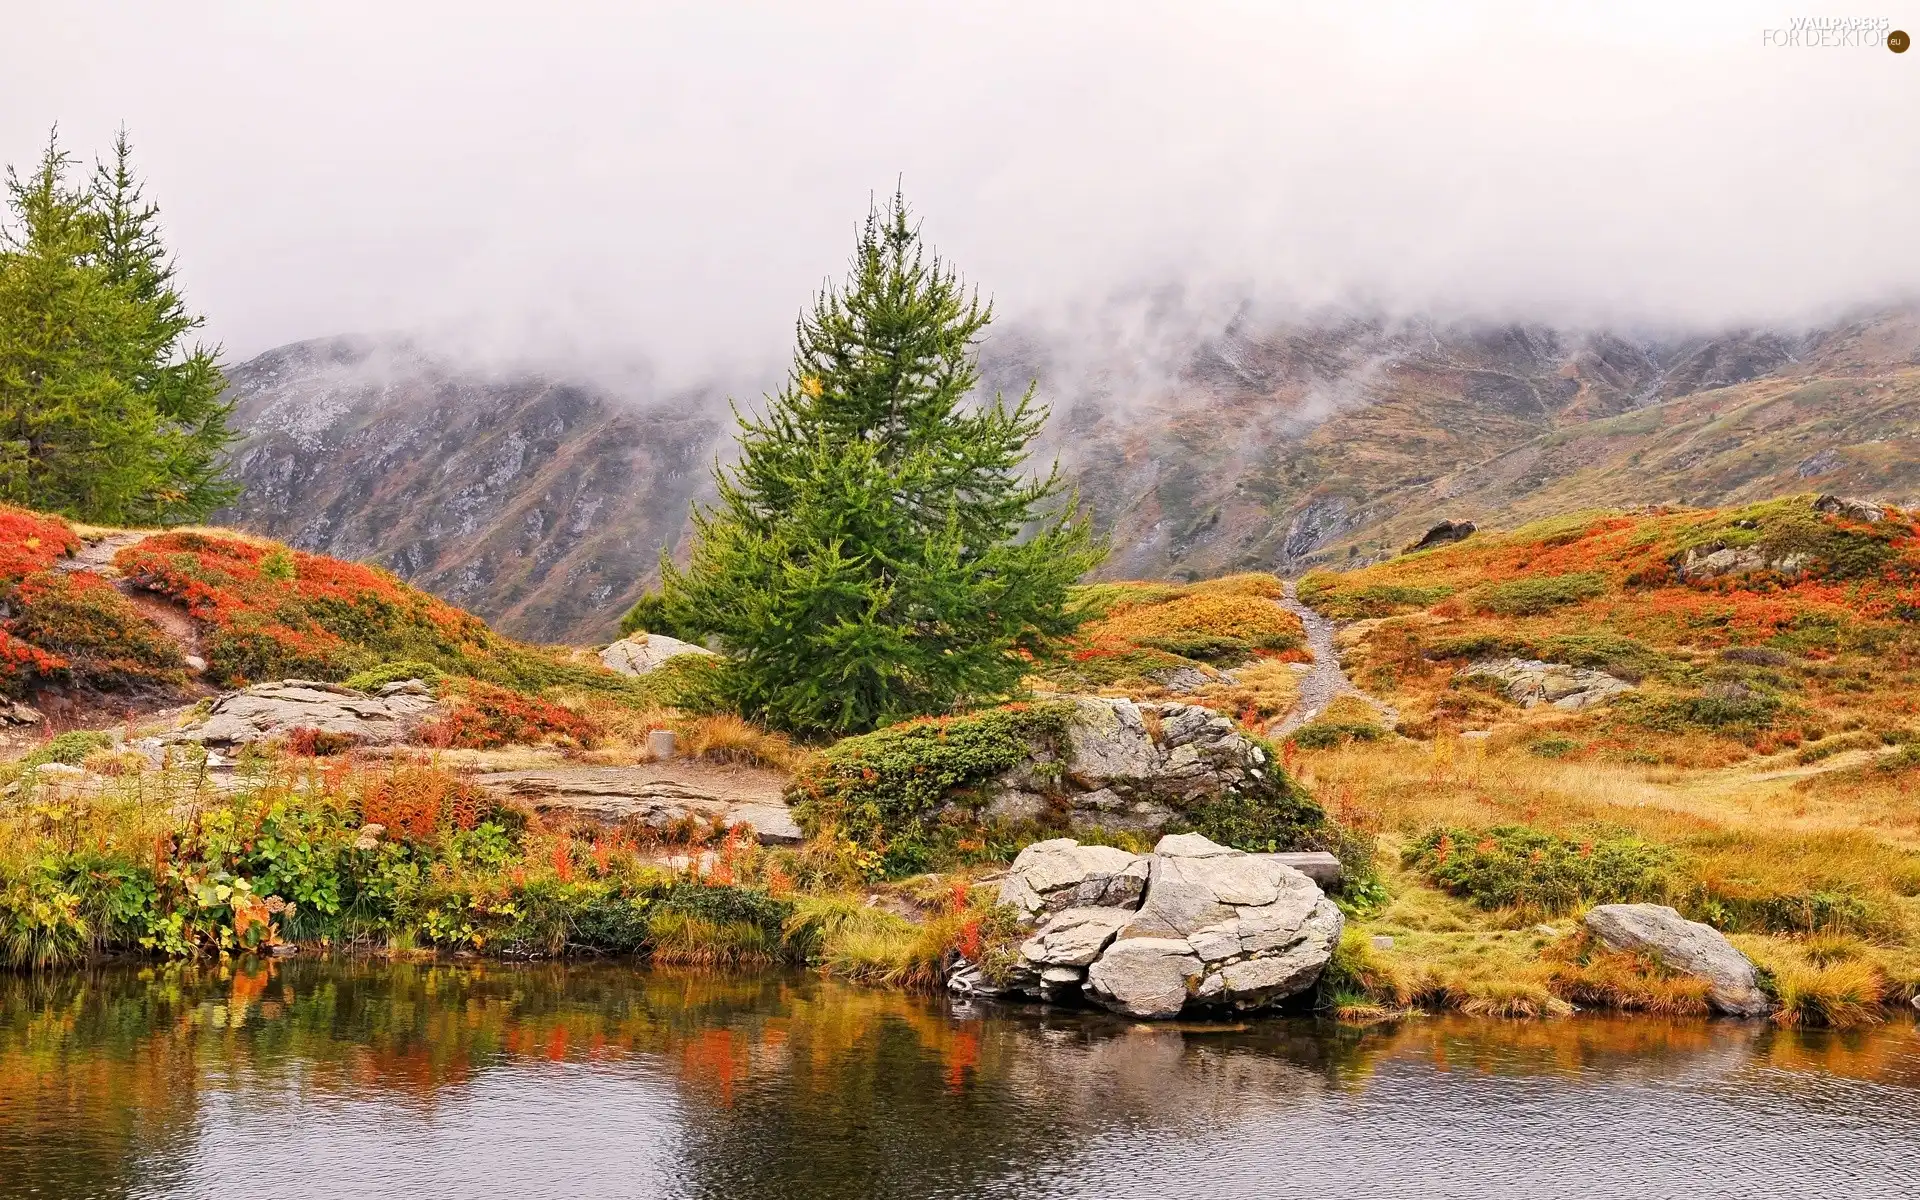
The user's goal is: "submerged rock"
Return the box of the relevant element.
[599,633,715,677]
[1463,658,1632,711]
[1583,903,1770,1017]
[173,680,441,748]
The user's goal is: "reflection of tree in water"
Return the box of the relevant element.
[4,963,1918,1199]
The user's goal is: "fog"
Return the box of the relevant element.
[7,1,1918,386]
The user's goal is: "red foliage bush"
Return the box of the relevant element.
[415,683,602,750]
[284,726,361,756]
[116,531,503,686]
[358,765,489,841]
[0,507,79,583]
[0,630,69,697]
[6,570,186,690]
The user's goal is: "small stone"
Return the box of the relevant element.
[1532,924,1560,938]
[183,655,208,673]
[1371,935,1395,950]
[647,729,678,760]
[3,701,43,725]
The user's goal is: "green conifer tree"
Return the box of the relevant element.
[0,128,236,525]
[656,193,1106,734]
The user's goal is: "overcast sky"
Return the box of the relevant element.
[7,1,1918,382]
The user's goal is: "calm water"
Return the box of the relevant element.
[3,962,1918,1199]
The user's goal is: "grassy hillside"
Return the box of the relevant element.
[1299,494,1918,758]
[1289,494,1920,1020]
[0,505,645,712]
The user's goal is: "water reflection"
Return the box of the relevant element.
[2,961,1917,1199]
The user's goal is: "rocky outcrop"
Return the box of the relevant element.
[1813,494,1887,524]
[977,833,1342,1018]
[599,633,716,676]
[987,696,1293,835]
[1403,519,1476,554]
[171,680,441,748]
[1583,903,1770,1017]
[1670,542,1810,584]
[1463,658,1632,711]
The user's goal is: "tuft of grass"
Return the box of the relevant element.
[646,909,780,967]
[678,714,801,770]
[1541,934,1714,1015]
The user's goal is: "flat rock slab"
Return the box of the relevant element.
[173,680,440,747]
[474,763,801,844]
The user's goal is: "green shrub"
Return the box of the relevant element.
[1406,825,1675,915]
[1471,572,1606,617]
[1187,767,1329,855]
[18,730,113,769]
[1289,721,1385,749]
[1621,688,1783,734]
[1528,737,1582,759]
[1675,497,1900,584]
[789,702,1075,853]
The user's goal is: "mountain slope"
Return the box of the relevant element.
[213,310,1920,641]
[215,338,718,644]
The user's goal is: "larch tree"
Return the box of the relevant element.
[654,193,1105,735]
[0,128,237,525]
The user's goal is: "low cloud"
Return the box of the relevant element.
[7,1,1917,390]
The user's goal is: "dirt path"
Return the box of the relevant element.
[1271,580,1399,735]
[55,530,150,578]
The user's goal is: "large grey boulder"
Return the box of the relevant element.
[173,680,440,748]
[599,633,715,677]
[1403,519,1476,554]
[1085,938,1204,1018]
[1021,906,1136,968]
[998,838,1150,918]
[1464,658,1632,711]
[961,834,1343,1017]
[1583,903,1770,1017]
[1813,494,1887,524]
[1082,833,1342,1018]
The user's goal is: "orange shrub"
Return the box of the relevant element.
[357,764,489,841]
[415,683,602,750]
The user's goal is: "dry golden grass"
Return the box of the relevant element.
[1321,735,1920,1021]
[1187,657,1302,725]
[676,714,804,771]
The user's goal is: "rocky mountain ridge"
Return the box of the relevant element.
[214,309,1920,642]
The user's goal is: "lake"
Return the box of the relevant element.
[3,960,1917,1199]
